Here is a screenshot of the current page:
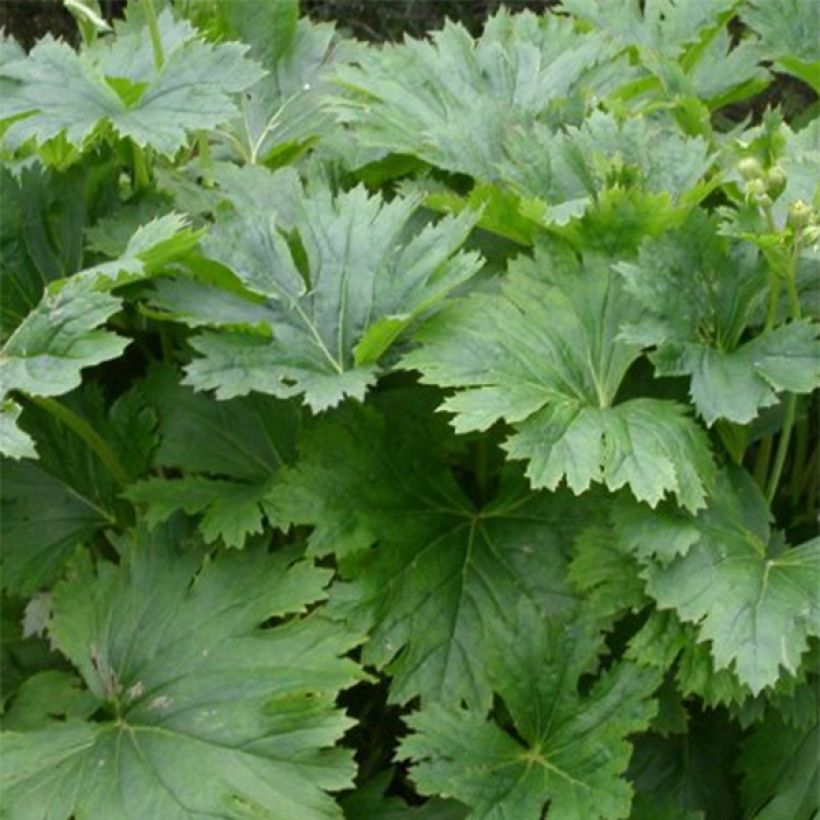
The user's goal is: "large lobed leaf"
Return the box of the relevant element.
[0,525,364,819]
[404,241,716,511]
[400,603,660,820]
[271,395,586,709]
[0,8,263,156]
[157,174,482,411]
[619,468,820,693]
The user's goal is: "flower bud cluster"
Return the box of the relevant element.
[738,157,786,208]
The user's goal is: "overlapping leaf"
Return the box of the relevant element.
[1,383,156,594]
[0,525,364,819]
[208,0,353,164]
[739,703,819,819]
[0,8,263,156]
[333,10,621,179]
[404,241,716,510]
[742,0,820,92]
[620,468,820,693]
[619,212,820,424]
[126,366,300,548]
[160,178,482,411]
[400,603,660,820]
[499,111,714,248]
[271,395,586,709]
[0,214,196,458]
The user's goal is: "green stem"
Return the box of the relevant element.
[31,396,131,489]
[197,131,213,180]
[789,416,809,505]
[143,0,164,71]
[764,236,802,503]
[766,394,796,504]
[132,142,151,190]
[753,435,773,490]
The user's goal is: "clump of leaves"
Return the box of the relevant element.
[1,1,818,818]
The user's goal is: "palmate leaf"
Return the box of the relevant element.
[332,10,620,179]
[0,214,197,459]
[208,0,353,164]
[270,395,586,709]
[125,366,300,548]
[400,603,660,820]
[741,0,820,92]
[499,111,714,249]
[162,176,482,411]
[0,525,364,819]
[619,212,820,425]
[0,8,263,156]
[404,241,716,511]
[561,0,738,57]
[620,468,820,694]
[561,0,768,109]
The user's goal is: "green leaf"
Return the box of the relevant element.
[0,211,198,459]
[214,8,353,163]
[739,705,819,819]
[1,457,113,594]
[0,15,264,156]
[628,711,741,820]
[175,181,482,411]
[563,0,738,58]
[0,165,87,339]
[271,396,584,709]
[619,213,820,425]
[1,526,364,819]
[400,603,660,820]
[626,468,820,693]
[1,383,157,593]
[2,670,97,731]
[568,521,647,620]
[500,112,714,241]
[0,400,36,460]
[404,241,715,511]
[742,0,820,91]
[124,366,300,548]
[341,770,468,820]
[0,276,128,404]
[333,10,619,179]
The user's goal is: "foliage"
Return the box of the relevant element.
[0,1,818,818]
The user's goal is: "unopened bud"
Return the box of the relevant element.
[755,193,773,209]
[738,157,764,180]
[746,178,768,198]
[766,165,786,197]
[787,200,813,230]
[802,225,820,245]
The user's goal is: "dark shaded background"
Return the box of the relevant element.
[0,0,560,48]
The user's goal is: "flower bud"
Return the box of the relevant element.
[766,165,786,197]
[745,178,768,198]
[787,200,813,230]
[738,157,764,180]
[801,225,820,245]
[755,193,773,209]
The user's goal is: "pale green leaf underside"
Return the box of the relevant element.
[171,183,481,411]
[333,10,618,179]
[0,22,263,156]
